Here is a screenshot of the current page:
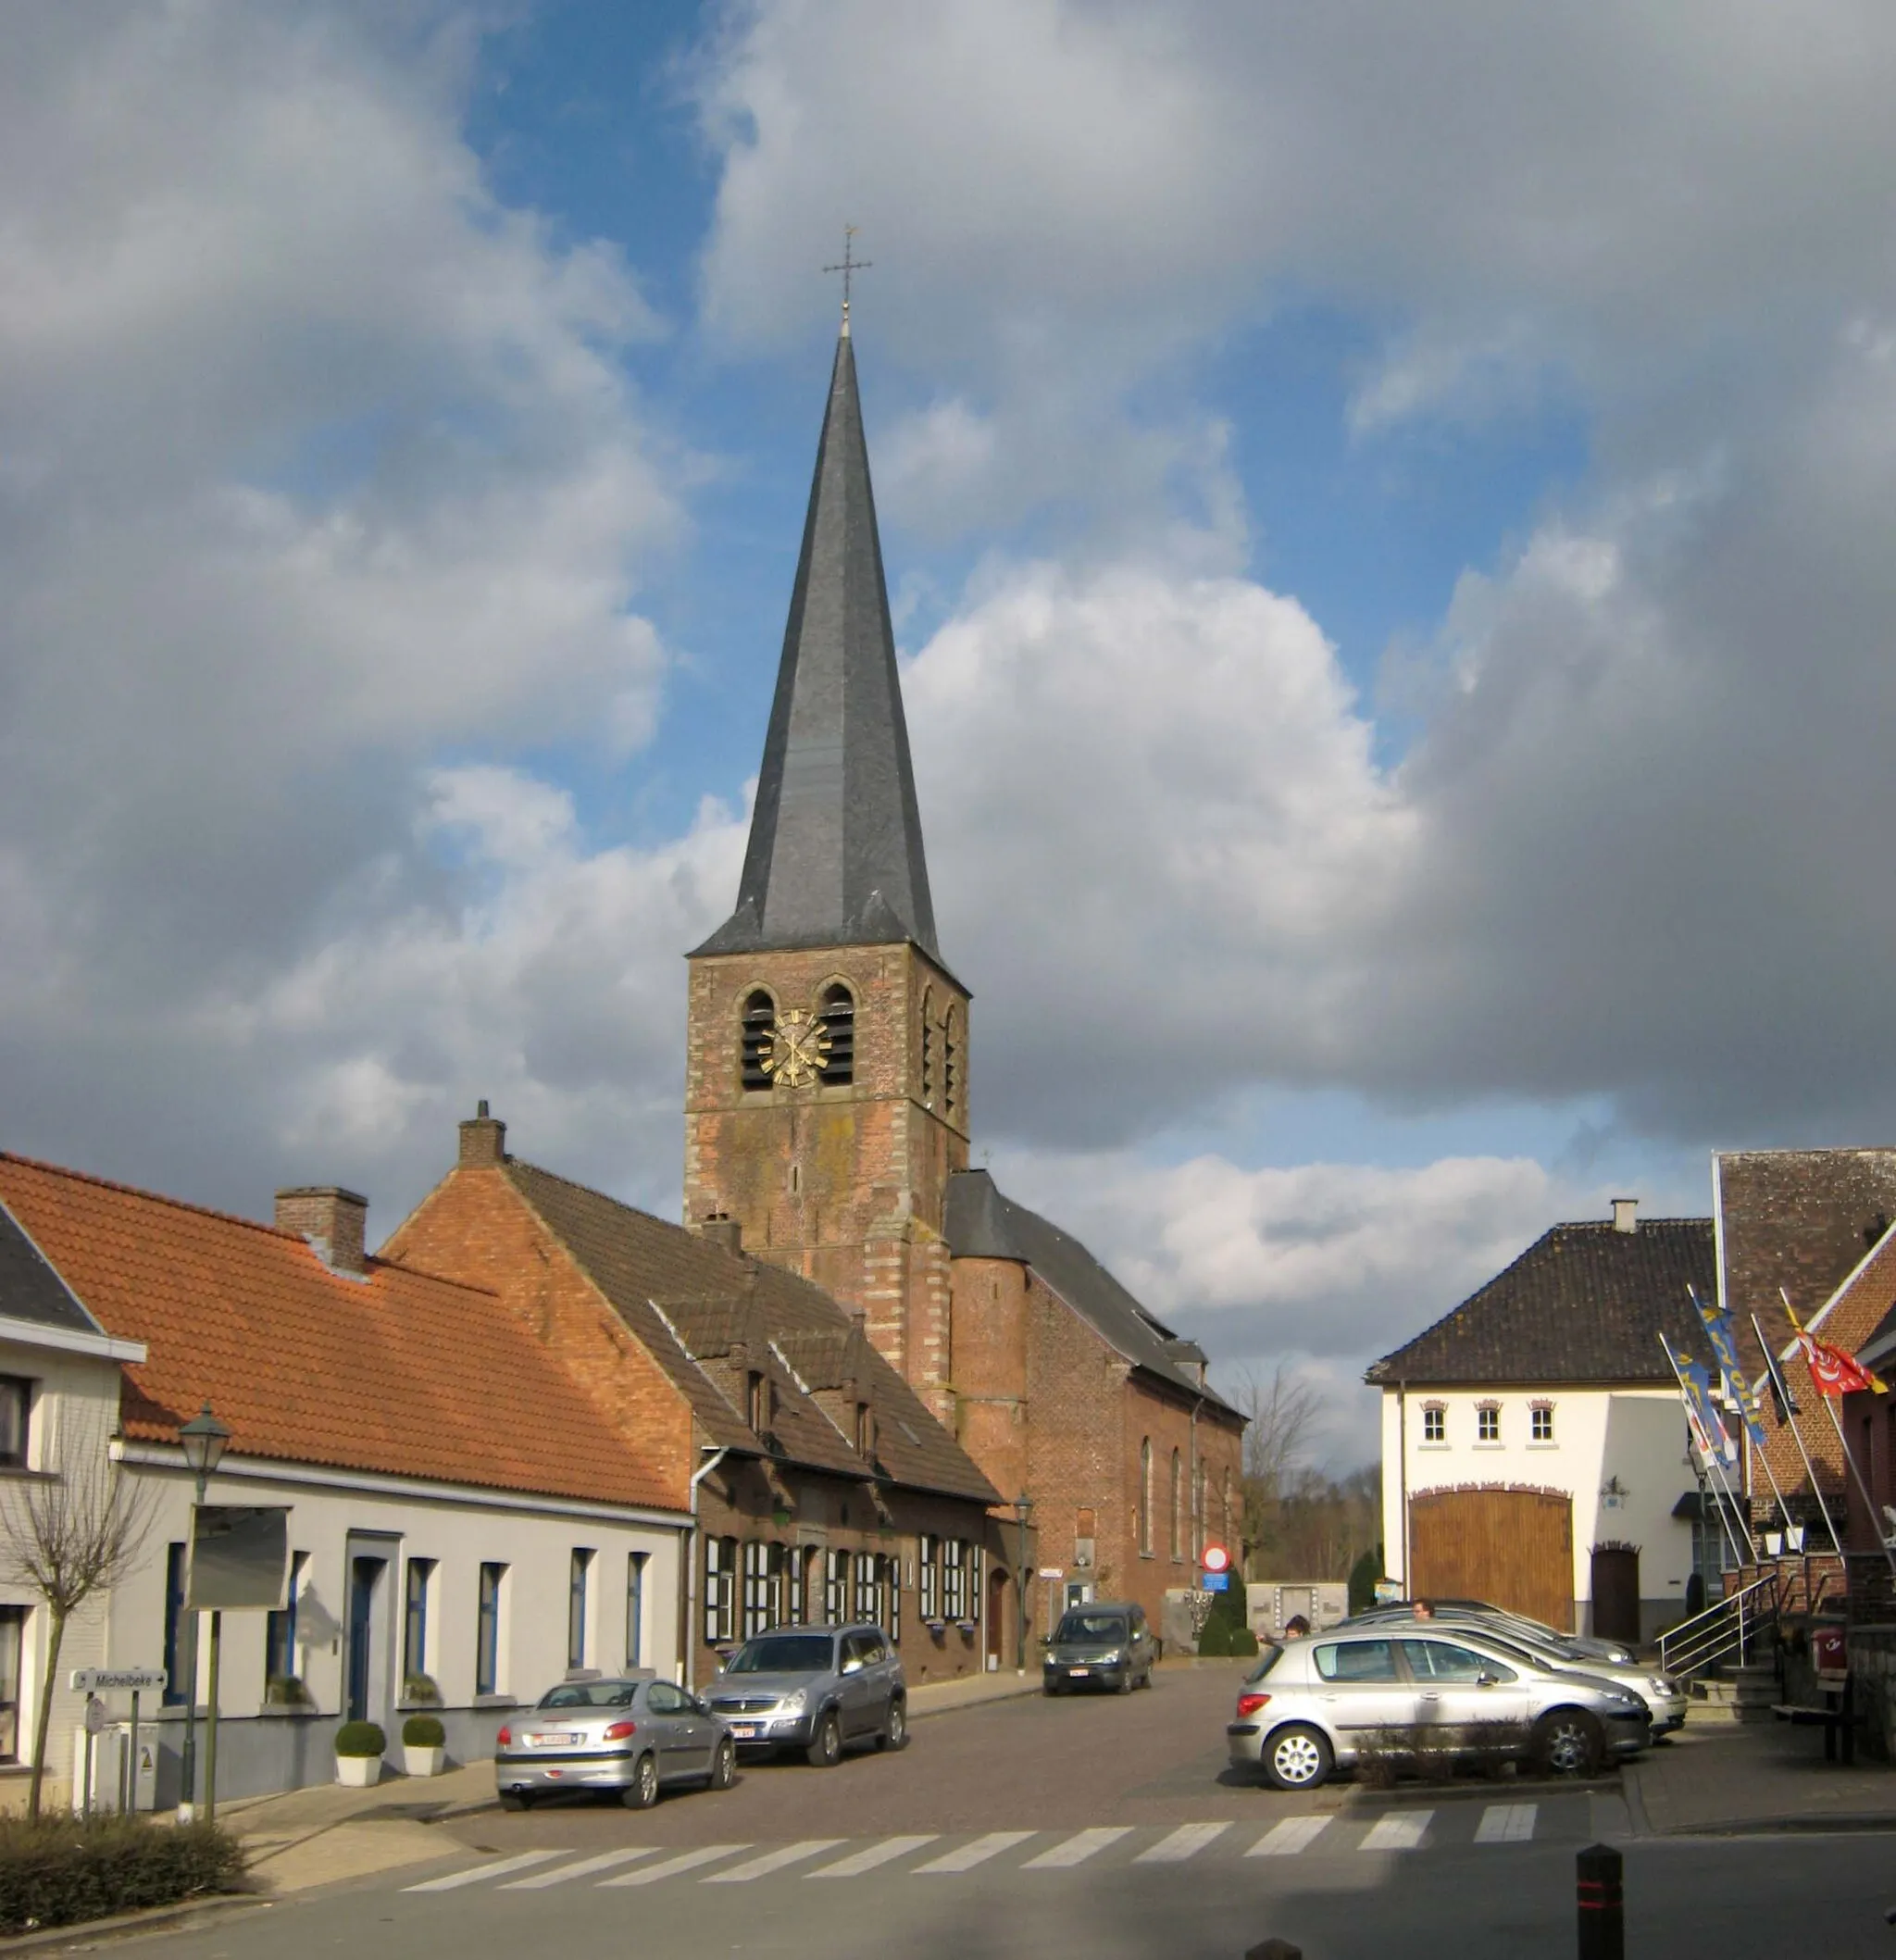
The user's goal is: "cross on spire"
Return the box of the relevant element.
[823,226,872,337]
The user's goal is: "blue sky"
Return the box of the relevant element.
[5,3,1896,1464]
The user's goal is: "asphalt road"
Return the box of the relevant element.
[128,1667,1896,1960]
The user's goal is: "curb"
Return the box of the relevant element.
[0,1892,268,1954]
[1341,1773,1621,1809]
[1659,1813,1896,1838]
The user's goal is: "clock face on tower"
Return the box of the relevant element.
[762,1007,830,1088]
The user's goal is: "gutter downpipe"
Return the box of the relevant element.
[683,1447,730,1692]
[1398,1381,1410,1595]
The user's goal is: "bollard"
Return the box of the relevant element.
[1576,1842,1624,1960]
[1245,1942,1302,1960]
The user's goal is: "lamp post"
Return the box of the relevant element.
[1012,1494,1033,1673]
[176,1404,230,1823]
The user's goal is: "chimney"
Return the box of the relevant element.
[1611,1197,1639,1234]
[459,1099,507,1167]
[699,1212,742,1257]
[276,1186,368,1276]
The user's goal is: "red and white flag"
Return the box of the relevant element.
[1793,1328,1887,1398]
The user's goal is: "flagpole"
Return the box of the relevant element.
[1751,1310,1845,1558]
[1690,1283,1794,1537]
[1659,1333,1750,1572]
[1780,1288,1896,1585]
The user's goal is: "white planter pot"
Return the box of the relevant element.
[403,1744,445,1778]
[335,1754,381,1788]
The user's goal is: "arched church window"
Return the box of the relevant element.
[1139,1439,1153,1555]
[943,1005,960,1117]
[740,990,776,1090]
[817,982,854,1085]
[920,989,937,1105]
[1169,1450,1182,1562]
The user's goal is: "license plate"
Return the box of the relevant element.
[1069,1667,1090,1677]
[730,1724,760,1739]
[530,1732,579,1747]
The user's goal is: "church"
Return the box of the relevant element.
[389,309,1245,1674]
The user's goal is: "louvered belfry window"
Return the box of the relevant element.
[817,982,854,1084]
[741,990,775,1089]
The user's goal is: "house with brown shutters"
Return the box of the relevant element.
[0,1152,691,1808]
[1368,1199,1715,1640]
[381,1108,1003,1689]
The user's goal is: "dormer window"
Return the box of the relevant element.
[740,990,776,1090]
[817,983,854,1085]
[746,1370,771,1436]
[854,1403,875,1458]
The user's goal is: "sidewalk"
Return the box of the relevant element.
[225,1664,1054,1894]
[1626,1720,1896,1835]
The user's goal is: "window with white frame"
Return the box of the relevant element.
[1422,1404,1446,1443]
[788,1544,807,1623]
[568,1549,594,1669]
[1477,1404,1501,1443]
[626,1553,647,1669]
[404,1557,435,1688]
[704,1537,737,1644]
[0,1379,32,1468]
[0,1607,21,1762]
[742,1541,772,1638]
[854,1552,877,1624]
[1531,1404,1555,1443]
[880,1552,901,1640]
[918,1533,940,1619]
[943,1539,968,1620]
[477,1562,507,1695]
[825,1548,849,1623]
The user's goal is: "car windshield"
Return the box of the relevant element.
[725,1634,836,1674]
[536,1680,639,1709]
[1054,1613,1128,1642]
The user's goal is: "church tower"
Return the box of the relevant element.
[683,320,969,1424]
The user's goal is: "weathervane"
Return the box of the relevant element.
[823,225,872,336]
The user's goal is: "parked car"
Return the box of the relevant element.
[1042,1602,1157,1694]
[495,1671,734,1810]
[1340,1611,1686,1736]
[1226,1627,1651,1791]
[705,1624,906,1765]
[1348,1598,1636,1667]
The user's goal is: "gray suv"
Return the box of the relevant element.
[705,1624,906,1766]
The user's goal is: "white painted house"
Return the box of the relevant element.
[0,1155,691,1807]
[1366,1201,1715,1641]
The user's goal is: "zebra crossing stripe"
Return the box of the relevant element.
[810,1836,940,1879]
[501,1848,656,1889]
[1020,1827,1132,1869]
[1474,1803,1537,1844]
[705,1840,845,1883]
[599,1844,749,1887]
[1134,1822,1230,1864]
[1248,1816,1331,1857]
[914,1830,1037,1873]
[1359,1811,1431,1852]
[405,1851,568,1891]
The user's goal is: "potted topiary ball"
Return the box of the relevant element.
[334,1719,387,1787]
[402,1713,447,1778]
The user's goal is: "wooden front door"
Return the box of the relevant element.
[1589,1543,1640,1642]
[1408,1488,1574,1631]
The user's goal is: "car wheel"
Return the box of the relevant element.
[1141,1665,1154,1689]
[498,1791,531,1812]
[805,1709,842,1768]
[1116,1668,1134,1694]
[709,1737,736,1790]
[1532,1708,1603,1779]
[620,1752,660,1809]
[1263,1723,1333,1791]
[876,1698,908,1752]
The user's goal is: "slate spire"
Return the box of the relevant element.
[695,331,940,960]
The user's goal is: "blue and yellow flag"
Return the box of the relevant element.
[1690,1286,1768,1446]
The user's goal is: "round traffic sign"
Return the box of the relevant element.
[1202,1543,1231,1575]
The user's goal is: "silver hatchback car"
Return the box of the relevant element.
[1226,1628,1651,1791]
[495,1672,736,1809]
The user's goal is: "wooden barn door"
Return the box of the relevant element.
[1589,1543,1640,1642]
[1408,1489,1574,1631]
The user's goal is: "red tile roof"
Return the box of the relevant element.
[0,1154,680,1515]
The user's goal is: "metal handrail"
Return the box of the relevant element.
[1658,1573,1778,1680]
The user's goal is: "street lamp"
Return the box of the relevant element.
[176,1404,230,1822]
[1012,1494,1033,1673]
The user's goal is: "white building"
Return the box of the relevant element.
[1366,1200,1713,1642]
[0,1156,690,1807]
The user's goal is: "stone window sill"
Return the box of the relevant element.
[471,1693,518,1710]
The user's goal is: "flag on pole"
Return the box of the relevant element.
[1667,1342,1737,1463]
[1690,1286,1767,1445]
[1792,1326,1888,1398]
[1753,1327,1802,1421]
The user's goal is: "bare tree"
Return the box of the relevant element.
[0,1445,156,1818]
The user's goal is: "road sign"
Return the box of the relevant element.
[70,1669,168,1692]
[1202,1543,1232,1575]
[1037,1567,1065,1579]
[1202,1572,1230,1592]
[83,1696,107,1734]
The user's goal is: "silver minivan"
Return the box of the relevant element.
[1226,1629,1651,1791]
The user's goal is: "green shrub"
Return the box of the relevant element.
[1347,1547,1382,1616]
[334,1721,386,1758]
[0,1816,246,1936]
[1228,1627,1260,1656]
[1197,1581,1249,1654]
[1196,1616,1230,1656]
[402,1714,445,1748]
